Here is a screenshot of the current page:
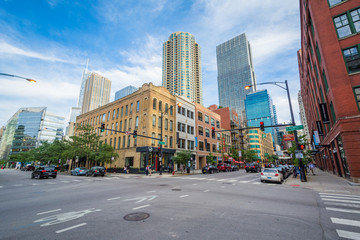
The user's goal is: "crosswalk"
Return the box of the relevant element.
[320,192,360,240]
[176,176,276,185]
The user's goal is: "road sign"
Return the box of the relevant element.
[295,150,304,159]
[286,125,304,131]
[125,131,129,136]
[158,141,165,145]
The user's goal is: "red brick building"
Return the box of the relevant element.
[298,0,360,182]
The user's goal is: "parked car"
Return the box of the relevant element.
[260,168,282,183]
[25,165,35,171]
[86,166,106,177]
[71,167,88,176]
[217,163,232,172]
[31,166,57,179]
[231,165,240,171]
[276,166,288,179]
[202,165,219,174]
[245,163,261,173]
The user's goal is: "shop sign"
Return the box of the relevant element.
[320,103,330,124]
[316,121,324,136]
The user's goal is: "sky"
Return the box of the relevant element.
[0,0,301,128]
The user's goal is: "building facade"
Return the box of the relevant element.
[298,0,360,181]
[76,83,177,172]
[245,90,276,149]
[246,129,273,164]
[0,107,64,161]
[162,32,203,105]
[217,33,256,119]
[115,86,138,101]
[81,72,111,114]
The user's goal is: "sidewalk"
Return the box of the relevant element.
[284,168,360,195]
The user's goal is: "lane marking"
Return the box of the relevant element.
[321,198,360,204]
[72,180,81,182]
[0,186,3,188]
[320,195,360,201]
[132,205,150,210]
[107,197,121,201]
[180,195,189,198]
[331,217,360,227]
[203,190,209,192]
[207,179,216,181]
[228,180,237,182]
[56,223,87,234]
[13,184,23,187]
[324,202,360,208]
[192,183,198,185]
[239,181,250,183]
[221,186,225,188]
[46,182,56,185]
[146,191,156,193]
[61,181,70,183]
[320,193,360,198]
[32,183,40,186]
[326,207,360,214]
[217,179,227,182]
[253,182,261,185]
[37,209,62,215]
[112,177,119,179]
[336,230,360,240]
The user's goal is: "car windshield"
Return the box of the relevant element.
[79,167,87,170]
[45,167,55,171]
[264,169,277,173]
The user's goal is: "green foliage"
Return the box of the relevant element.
[173,150,191,165]
[206,153,216,165]
[229,147,238,160]
[241,149,257,162]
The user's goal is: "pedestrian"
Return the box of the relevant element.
[126,165,130,174]
[309,162,315,175]
[145,165,149,176]
[149,165,152,176]
[123,166,127,174]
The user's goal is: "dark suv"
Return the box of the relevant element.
[86,166,106,177]
[31,166,57,179]
[245,163,261,173]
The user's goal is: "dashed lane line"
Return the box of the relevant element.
[203,190,209,192]
[107,197,121,201]
[132,204,150,210]
[146,191,156,193]
[321,198,360,204]
[179,195,189,198]
[56,223,87,234]
[37,209,62,215]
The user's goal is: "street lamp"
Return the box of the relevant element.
[0,73,37,83]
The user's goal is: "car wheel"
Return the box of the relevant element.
[210,170,213,174]
[76,172,79,176]
[202,172,206,174]
[53,176,57,178]
[261,180,264,182]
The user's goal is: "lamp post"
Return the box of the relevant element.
[0,73,37,83]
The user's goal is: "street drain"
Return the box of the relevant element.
[124,212,150,221]
[172,188,181,191]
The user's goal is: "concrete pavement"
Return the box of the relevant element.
[284,167,360,195]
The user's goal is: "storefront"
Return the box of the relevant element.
[136,146,176,172]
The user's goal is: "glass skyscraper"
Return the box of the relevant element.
[162,32,203,105]
[217,33,256,120]
[245,90,276,147]
[115,86,138,101]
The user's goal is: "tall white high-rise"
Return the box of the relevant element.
[77,59,90,109]
[162,32,203,105]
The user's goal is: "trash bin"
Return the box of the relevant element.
[187,167,190,174]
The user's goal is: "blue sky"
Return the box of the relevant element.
[0,0,301,128]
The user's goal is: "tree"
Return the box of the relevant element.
[95,143,119,165]
[206,153,216,165]
[241,149,257,163]
[173,150,191,166]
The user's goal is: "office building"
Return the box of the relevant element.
[162,32,203,105]
[81,72,111,114]
[216,33,256,119]
[78,61,91,110]
[115,86,138,101]
[0,107,64,161]
[298,0,360,181]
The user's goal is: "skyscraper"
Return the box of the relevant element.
[77,60,90,110]
[245,90,276,148]
[81,72,111,114]
[115,86,138,101]
[217,33,256,119]
[162,32,203,105]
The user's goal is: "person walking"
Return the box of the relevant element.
[123,166,127,174]
[126,165,130,174]
[145,165,149,176]
[309,162,315,175]
[148,165,152,176]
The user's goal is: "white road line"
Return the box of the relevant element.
[324,202,360,208]
[228,180,237,182]
[61,181,70,183]
[180,195,189,198]
[37,209,62,215]
[72,180,81,182]
[112,177,119,179]
[320,195,360,201]
[107,197,121,201]
[203,190,209,192]
[56,223,87,234]
[132,204,150,210]
[207,178,216,181]
[221,186,225,188]
[239,181,250,183]
[146,191,156,193]
[32,183,40,186]
[326,207,360,214]
[217,179,227,182]
[331,218,360,227]
[0,186,3,188]
[321,198,360,204]
[336,230,360,240]
[320,193,360,198]
[192,183,198,185]
[13,184,23,187]
[253,182,261,185]
[46,182,56,185]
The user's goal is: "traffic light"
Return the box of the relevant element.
[299,144,305,150]
[211,127,215,138]
[100,123,105,132]
[260,122,264,131]
[133,130,137,138]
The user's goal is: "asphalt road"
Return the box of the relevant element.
[0,169,358,240]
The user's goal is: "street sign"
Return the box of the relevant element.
[286,125,304,131]
[295,150,304,159]
[158,141,165,145]
[125,131,129,136]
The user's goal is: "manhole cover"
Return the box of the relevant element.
[172,188,181,191]
[124,212,150,221]
[159,184,168,186]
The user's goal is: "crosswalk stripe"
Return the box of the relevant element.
[321,195,360,201]
[239,181,250,183]
[324,202,360,208]
[331,217,360,227]
[320,193,360,199]
[326,207,360,214]
[217,179,227,182]
[336,230,360,240]
[321,198,360,204]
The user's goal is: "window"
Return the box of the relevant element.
[198,126,203,136]
[330,101,336,123]
[121,107,124,117]
[205,128,210,137]
[165,103,168,113]
[125,105,128,115]
[354,86,360,111]
[106,124,108,135]
[206,143,210,152]
[211,118,215,126]
[322,70,329,92]
[217,133,221,140]
[111,123,114,135]
[169,136,173,148]
[124,119,127,131]
[178,106,181,114]
[158,117,161,128]
[130,103,133,114]
[351,8,360,33]
[170,105,173,115]
[127,136,130,148]
[334,13,351,38]
[170,120,173,131]
[113,137,116,149]
[112,109,115,120]
[191,111,194,119]
[152,133,155,145]
[119,121,122,131]
[116,108,119,119]
[118,137,121,149]
[153,98,157,110]
[165,135,168,147]
[110,138,112,146]
[136,101,140,112]
[102,113,106,122]
[198,112,203,121]
[159,101,162,111]
[315,43,321,64]
[328,0,346,7]
[129,118,132,130]
[135,117,139,129]
[107,111,110,121]
[205,115,209,124]
[212,144,216,152]
[152,115,156,127]
[115,122,118,133]
[165,119,168,130]
[122,136,126,148]
[343,46,360,74]
[181,108,185,115]
[178,122,181,131]
[199,141,204,151]
[134,136,137,147]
